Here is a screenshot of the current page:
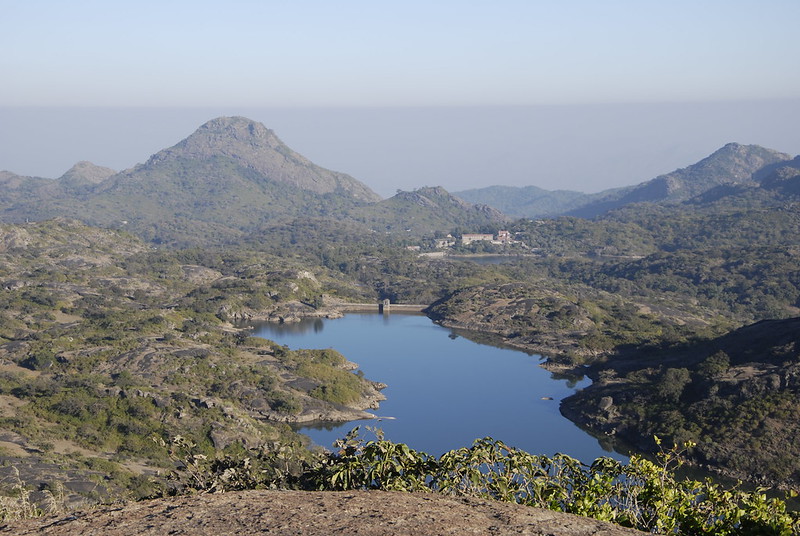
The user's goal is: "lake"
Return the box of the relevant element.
[250,313,628,463]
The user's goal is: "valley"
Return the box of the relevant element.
[0,116,798,530]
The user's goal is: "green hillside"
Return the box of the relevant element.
[350,186,508,235]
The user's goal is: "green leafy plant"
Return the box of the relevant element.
[166,428,800,535]
[319,427,436,492]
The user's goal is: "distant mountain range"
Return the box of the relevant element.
[2,118,798,245]
[455,143,799,218]
[447,185,592,219]
[0,117,505,245]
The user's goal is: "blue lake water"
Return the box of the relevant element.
[251,313,628,463]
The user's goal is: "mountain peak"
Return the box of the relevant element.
[142,117,381,202]
[58,161,116,187]
[614,143,792,204]
[694,143,791,181]
[393,186,473,210]
[720,141,745,150]
[149,116,286,165]
[194,116,278,144]
[562,143,795,218]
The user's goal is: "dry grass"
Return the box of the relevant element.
[0,466,66,521]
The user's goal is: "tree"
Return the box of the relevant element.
[655,368,691,402]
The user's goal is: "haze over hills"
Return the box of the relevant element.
[0,117,506,245]
[1,117,798,248]
[456,143,797,219]
[568,143,794,218]
[451,185,590,219]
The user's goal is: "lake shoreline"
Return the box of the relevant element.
[248,309,770,490]
[248,312,628,464]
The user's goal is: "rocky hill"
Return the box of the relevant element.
[0,171,54,206]
[456,143,796,218]
[569,143,793,217]
[127,116,381,202]
[62,117,383,244]
[56,161,116,192]
[0,117,386,244]
[352,186,508,235]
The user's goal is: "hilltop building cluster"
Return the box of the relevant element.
[461,230,513,245]
[406,231,518,252]
[416,230,517,251]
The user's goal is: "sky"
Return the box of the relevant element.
[1,0,799,197]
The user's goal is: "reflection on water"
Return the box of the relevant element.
[548,371,583,389]
[291,419,352,433]
[443,326,540,357]
[251,313,629,462]
[245,318,326,336]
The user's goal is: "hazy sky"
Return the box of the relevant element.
[1,1,799,196]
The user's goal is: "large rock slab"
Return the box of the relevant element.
[1,489,645,535]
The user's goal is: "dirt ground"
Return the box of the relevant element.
[0,490,645,535]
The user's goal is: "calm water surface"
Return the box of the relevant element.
[251,313,627,463]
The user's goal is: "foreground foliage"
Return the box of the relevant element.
[165,428,799,536]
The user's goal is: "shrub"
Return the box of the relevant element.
[166,429,800,535]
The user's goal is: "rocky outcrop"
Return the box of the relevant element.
[426,282,602,359]
[0,490,647,535]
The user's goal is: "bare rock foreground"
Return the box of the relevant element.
[1,490,645,535]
